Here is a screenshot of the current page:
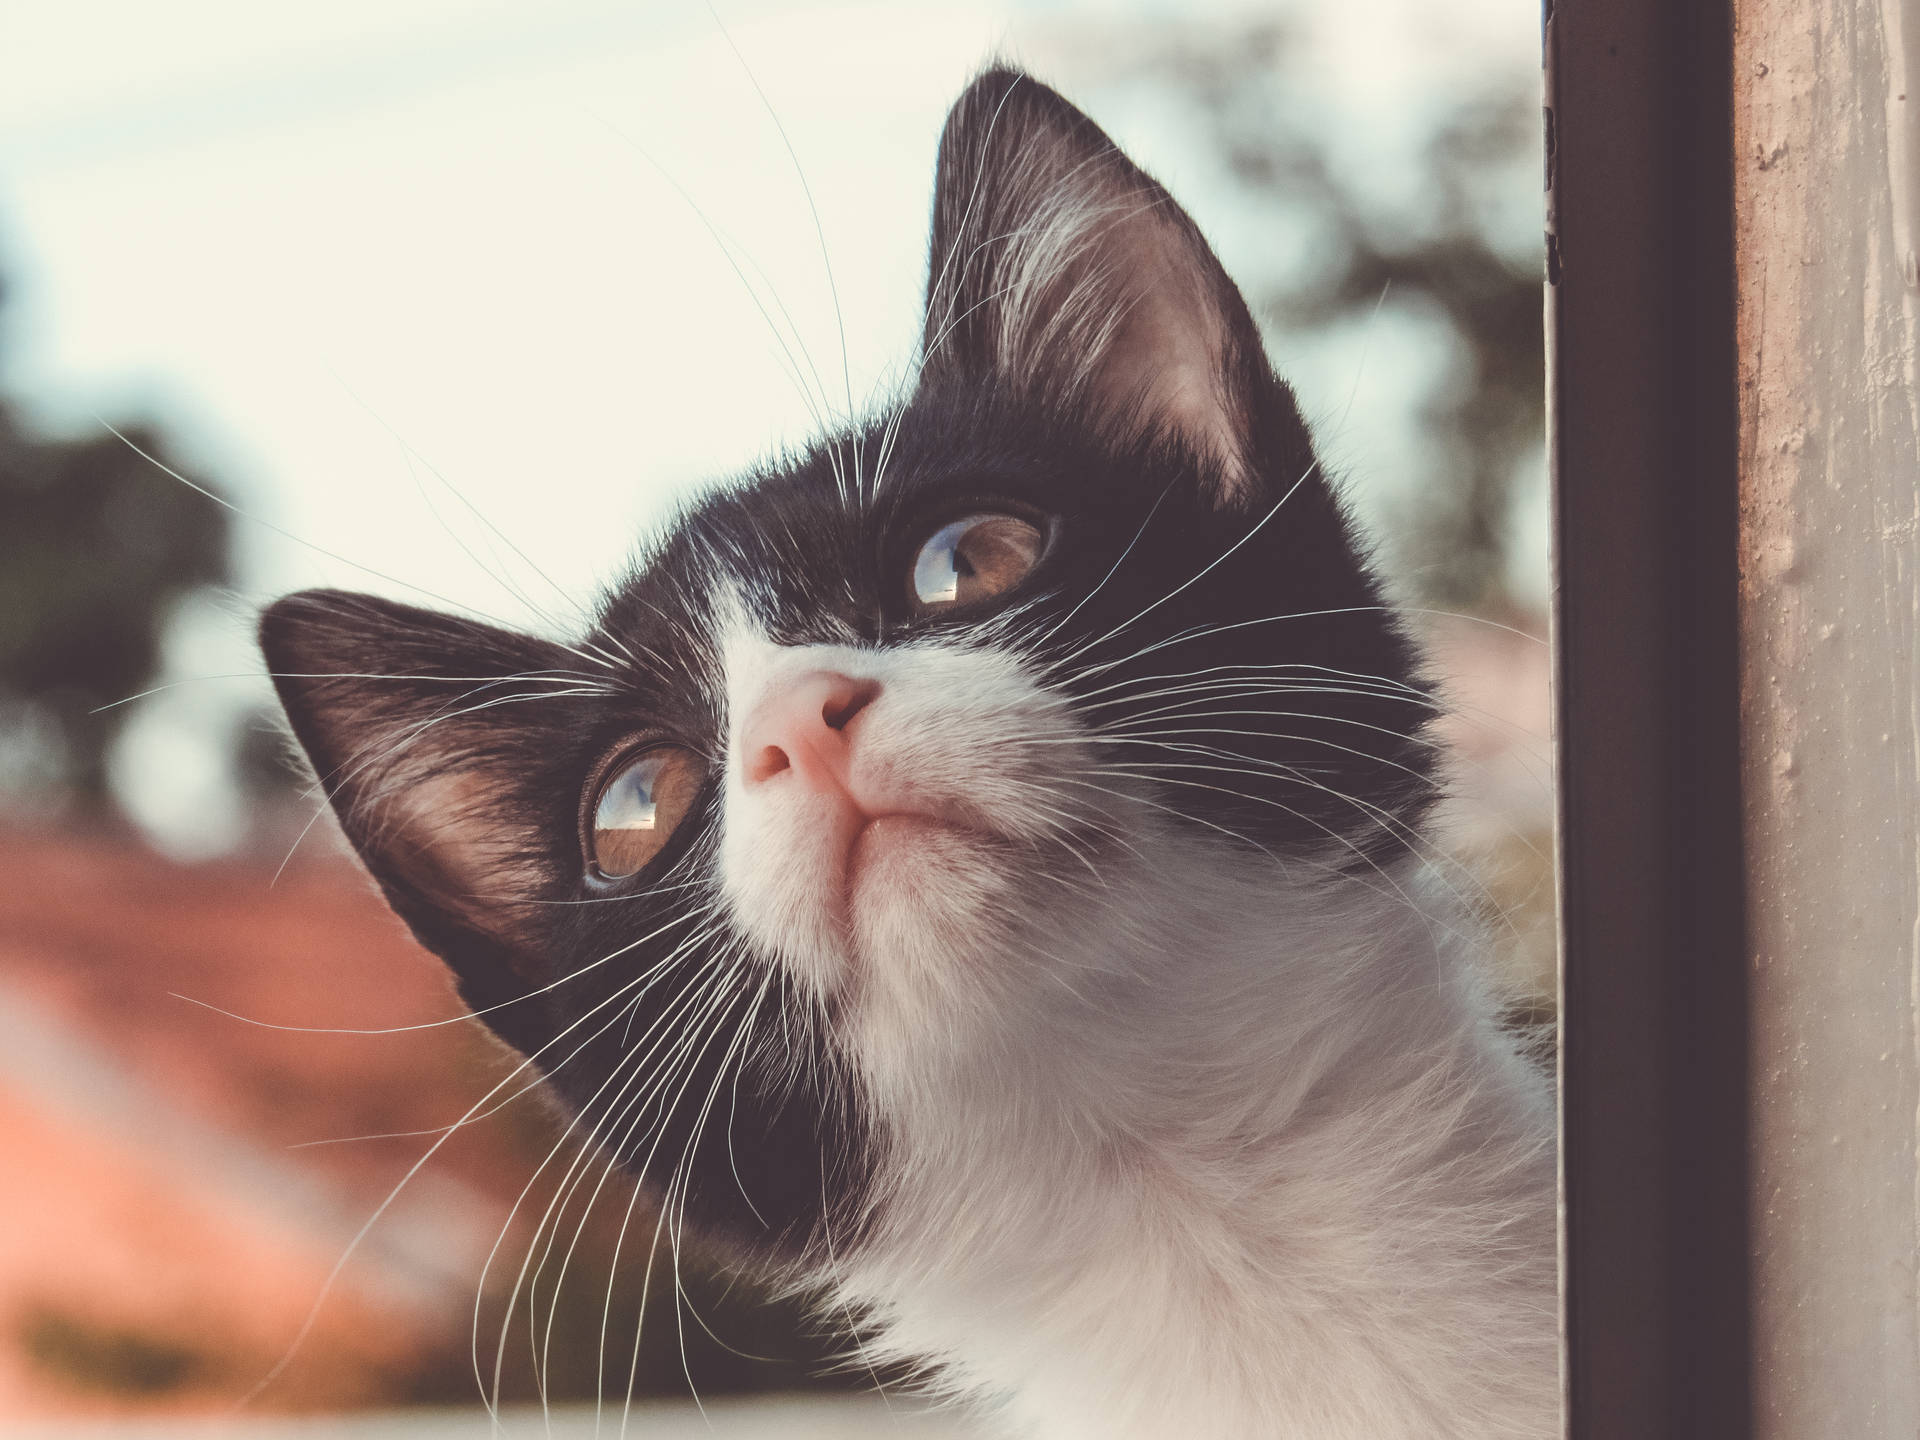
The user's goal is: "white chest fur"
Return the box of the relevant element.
[831,855,1559,1440]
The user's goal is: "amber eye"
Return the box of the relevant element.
[910,512,1045,613]
[588,746,703,879]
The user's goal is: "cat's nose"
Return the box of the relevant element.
[740,671,881,791]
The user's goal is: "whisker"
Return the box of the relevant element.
[172,900,722,1041]
[1042,456,1326,676]
[339,379,595,646]
[529,960,749,1416]
[1089,744,1514,937]
[700,0,857,497]
[91,416,612,662]
[610,964,761,1435]
[583,110,843,470]
[482,945,738,1416]
[1084,764,1472,950]
[240,930,702,1411]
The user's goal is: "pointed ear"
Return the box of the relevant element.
[259,590,585,1004]
[919,68,1296,502]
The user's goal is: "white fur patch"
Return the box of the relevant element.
[834,856,1558,1439]
[711,598,1556,1438]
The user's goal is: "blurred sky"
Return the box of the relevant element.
[0,0,1538,854]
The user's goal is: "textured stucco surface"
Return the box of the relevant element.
[1735,0,1920,1431]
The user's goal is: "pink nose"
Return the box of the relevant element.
[740,671,881,791]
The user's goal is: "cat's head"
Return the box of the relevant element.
[261,69,1433,1263]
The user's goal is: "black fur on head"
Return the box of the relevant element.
[261,68,1434,1267]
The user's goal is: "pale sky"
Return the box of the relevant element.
[0,0,1539,853]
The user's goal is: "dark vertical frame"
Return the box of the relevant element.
[1546,2,1749,1437]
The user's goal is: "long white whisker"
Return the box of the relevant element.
[92,416,609,656]
[612,963,760,1435]
[700,0,856,487]
[526,956,748,1419]
[172,902,716,1040]
[240,927,704,1411]
[583,111,842,468]
[481,938,736,1416]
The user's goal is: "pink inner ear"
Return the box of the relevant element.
[365,765,546,946]
[1092,224,1250,495]
[943,102,1259,501]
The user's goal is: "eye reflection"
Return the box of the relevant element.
[911,513,1045,612]
[590,746,702,879]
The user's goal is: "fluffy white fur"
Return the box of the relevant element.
[716,609,1558,1439]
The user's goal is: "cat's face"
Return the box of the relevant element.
[261,70,1432,1264]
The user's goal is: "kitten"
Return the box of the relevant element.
[261,68,1557,1439]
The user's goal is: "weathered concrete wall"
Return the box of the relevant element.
[1734,0,1920,1431]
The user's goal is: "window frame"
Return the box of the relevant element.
[1546,4,1751,1435]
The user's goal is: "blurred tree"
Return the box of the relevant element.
[0,273,233,816]
[1098,21,1545,613]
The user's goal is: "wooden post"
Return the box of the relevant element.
[1734,1,1920,1433]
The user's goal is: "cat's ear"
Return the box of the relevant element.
[260,589,581,1014]
[919,68,1300,504]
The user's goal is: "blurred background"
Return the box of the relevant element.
[0,0,1551,1430]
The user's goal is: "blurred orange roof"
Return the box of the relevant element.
[0,827,541,1418]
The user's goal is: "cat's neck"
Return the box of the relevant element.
[835,850,1559,1439]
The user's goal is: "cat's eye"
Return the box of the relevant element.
[588,745,703,879]
[910,513,1046,613]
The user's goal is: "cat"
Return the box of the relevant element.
[260,67,1557,1440]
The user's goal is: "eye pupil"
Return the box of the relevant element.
[910,513,1043,613]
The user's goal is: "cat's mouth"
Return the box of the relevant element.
[849,811,967,874]
[830,804,1021,975]
[842,807,994,907]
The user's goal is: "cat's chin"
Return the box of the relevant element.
[849,812,966,885]
[847,812,1009,935]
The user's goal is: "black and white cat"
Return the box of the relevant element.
[261,68,1557,1439]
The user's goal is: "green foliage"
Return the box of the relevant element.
[1120,22,1545,611]
[0,384,231,810]
[18,1304,209,1397]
